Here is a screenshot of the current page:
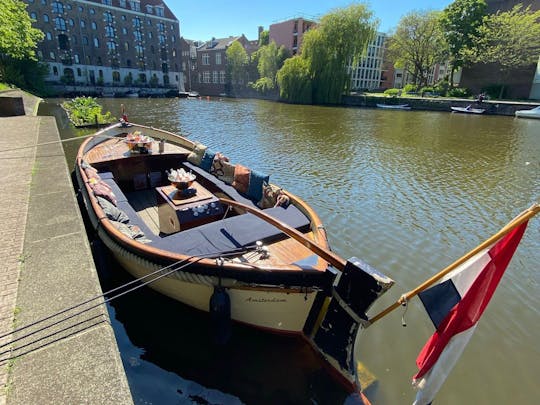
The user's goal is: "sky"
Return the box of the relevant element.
[170,0,454,41]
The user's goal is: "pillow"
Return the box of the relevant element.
[211,153,235,184]
[96,196,129,223]
[85,166,101,181]
[258,182,283,209]
[232,164,250,194]
[90,181,117,206]
[110,220,151,243]
[199,149,216,172]
[247,169,269,202]
[187,142,207,166]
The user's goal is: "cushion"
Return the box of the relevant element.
[211,156,235,184]
[110,220,151,243]
[247,169,269,202]
[96,196,130,223]
[187,142,207,166]
[90,181,118,206]
[84,166,100,181]
[232,164,250,194]
[258,182,283,209]
[199,149,216,172]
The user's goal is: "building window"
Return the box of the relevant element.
[91,22,97,30]
[122,27,127,35]
[124,42,129,51]
[219,71,226,84]
[133,17,141,28]
[126,59,131,67]
[135,45,143,57]
[121,15,126,21]
[51,1,63,14]
[104,12,113,24]
[30,12,37,20]
[134,31,142,42]
[54,17,66,31]
[105,25,114,37]
[138,73,147,82]
[162,63,168,73]
[107,41,116,53]
[130,1,140,12]
[43,14,49,22]
[215,53,221,65]
[93,37,99,48]
[157,23,164,32]
[155,6,164,17]
[148,32,152,39]
[202,53,209,65]
[171,35,175,43]
[89,8,95,15]
[46,32,52,40]
[52,66,58,75]
[146,5,153,14]
[68,19,74,27]
[83,36,89,45]
[97,57,102,65]
[78,5,83,12]
[80,20,85,28]
[58,33,69,49]
[202,71,210,83]
[163,74,169,85]
[172,49,176,57]
[119,0,126,8]
[158,34,166,44]
[102,0,112,5]
[74,54,80,63]
[41,0,47,4]
[113,71,120,82]
[77,68,82,76]
[213,71,218,83]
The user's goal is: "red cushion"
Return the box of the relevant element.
[232,164,250,194]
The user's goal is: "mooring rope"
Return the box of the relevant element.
[0,245,255,362]
[0,133,120,154]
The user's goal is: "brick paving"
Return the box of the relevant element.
[0,116,39,405]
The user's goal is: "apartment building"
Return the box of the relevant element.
[24,0,183,93]
[269,17,315,55]
[349,32,386,91]
[191,35,255,96]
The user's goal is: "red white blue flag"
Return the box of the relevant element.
[412,222,528,405]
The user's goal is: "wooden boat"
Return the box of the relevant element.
[376,103,411,110]
[74,122,394,390]
[451,105,485,114]
[515,105,540,119]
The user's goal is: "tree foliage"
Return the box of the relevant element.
[276,56,312,103]
[387,10,446,87]
[251,40,290,93]
[226,41,249,93]
[439,0,487,85]
[471,4,540,92]
[0,0,43,61]
[302,4,377,103]
[258,30,269,47]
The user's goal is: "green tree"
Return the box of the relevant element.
[251,40,290,93]
[472,4,540,98]
[258,30,269,47]
[439,0,487,86]
[0,0,44,83]
[387,10,446,87]
[276,56,312,103]
[226,41,249,94]
[301,4,377,103]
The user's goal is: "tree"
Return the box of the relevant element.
[387,10,446,87]
[276,56,312,103]
[251,40,290,93]
[301,4,377,103]
[471,4,540,98]
[439,0,487,86]
[226,41,249,94]
[0,0,44,82]
[258,30,269,47]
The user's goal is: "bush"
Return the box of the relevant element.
[403,83,417,94]
[420,86,434,96]
[61,97,115,126]
[383,88,400,97]
[447,87,471,98]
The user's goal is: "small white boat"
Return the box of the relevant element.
[451,105,485,114]
[376,103,411,110]
[515,105,540,119]
[125,91,139,98]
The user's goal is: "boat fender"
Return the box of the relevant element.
[209,286,231,345]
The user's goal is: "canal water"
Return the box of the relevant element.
[44,97,538,404]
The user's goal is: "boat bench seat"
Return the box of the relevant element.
[152,205,311,256]
[182,161,259,210]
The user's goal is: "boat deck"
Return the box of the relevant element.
[125,188,326,269]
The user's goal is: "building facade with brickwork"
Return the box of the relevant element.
[269,17,315,55]
[24,0,183,93]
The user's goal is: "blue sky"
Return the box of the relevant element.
[170,0,454,41]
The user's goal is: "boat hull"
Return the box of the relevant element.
[515,109,540,119]
[451,106,485,114]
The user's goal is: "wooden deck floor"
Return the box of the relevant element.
[125,189,160,235]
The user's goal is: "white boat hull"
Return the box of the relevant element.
[515,106,540,119]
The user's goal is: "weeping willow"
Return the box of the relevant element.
[277,4,378,104]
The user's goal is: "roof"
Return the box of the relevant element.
[199,36,243,51]
[85,0,178,21]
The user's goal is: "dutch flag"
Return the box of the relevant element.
[412,222,528,405]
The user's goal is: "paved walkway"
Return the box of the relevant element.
[0,92,132,404]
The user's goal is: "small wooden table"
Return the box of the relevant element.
[156,182,224,234]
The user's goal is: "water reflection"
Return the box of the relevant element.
[46,97,539,405]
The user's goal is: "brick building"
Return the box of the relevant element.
[269,17,315,55]
[24,0,183,94]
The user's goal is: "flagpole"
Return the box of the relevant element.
[367,203,539,326]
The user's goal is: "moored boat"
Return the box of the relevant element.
[451,105,485,114]
[74,122,394,390]
[515,105,540,119]
[376,103,411,110]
